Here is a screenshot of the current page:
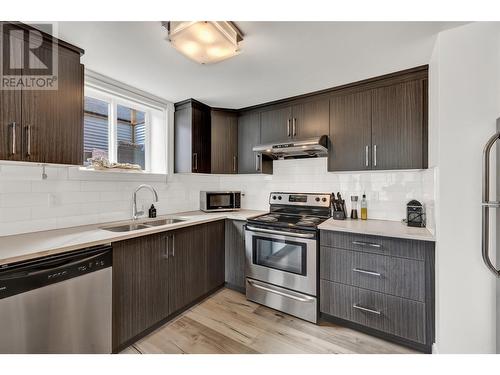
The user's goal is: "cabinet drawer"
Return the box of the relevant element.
[320,230,432,260]
[320,247,425,302]
[320,280,426,344]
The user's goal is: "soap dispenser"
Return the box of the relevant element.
[148,204,157,218]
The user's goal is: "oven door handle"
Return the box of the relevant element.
[246,225,316,239]
[247,279,315,302]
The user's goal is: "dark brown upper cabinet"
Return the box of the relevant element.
[260,106,292,143]
[174,99,211,173]
[0,23,84,165]
[0,84,22,162]
[291,99,329,139]
[260,98,329,144]
[328,67,428,172]
[174,65,428,175]
[211,109,238,174]
[329,91,372,172]
[371,79,426,170]
[237,111,272,174]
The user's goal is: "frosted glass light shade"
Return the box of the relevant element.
[167,21,242,64]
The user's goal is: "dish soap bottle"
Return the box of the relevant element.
[361,194,368,220]
[148,204,157,218]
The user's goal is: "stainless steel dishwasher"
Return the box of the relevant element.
[0,245,112,354]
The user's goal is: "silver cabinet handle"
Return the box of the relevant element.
[287,118,291,137]
[482,128,500,277]
[352,268,382,277]
[9,122,16,155]
[193,153,198,171]
[26,125,32,156]
[255,153,261,172]
[352,240,381,248]
[246,225,315,239]
[164,234,169,259]
[482,201,500,207]
[365,145,369,167]
[233,155,237,173]
[353,304,381,315]
[171,234,175,257]
[247,279,315,303]
[373,144,377,167]
[292,118,297,137]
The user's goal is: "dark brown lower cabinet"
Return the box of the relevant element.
[319,230,435,353]
[167,224,207,313]
[224,219,246,291]
[112,232,170,350]
[112,220,225,352]
[205,220,226,291]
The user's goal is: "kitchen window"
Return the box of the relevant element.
[83,84,168,174]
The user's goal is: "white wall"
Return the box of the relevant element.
[431,22,500,354]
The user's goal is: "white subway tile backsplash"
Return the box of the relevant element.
[0,218,58,237]
[0,158,435,236]
[31,180,81,193]
[0,181,31,193]
[0,193,49,207]
[0,207,31,222]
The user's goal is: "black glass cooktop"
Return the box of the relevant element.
[248,213,328,231]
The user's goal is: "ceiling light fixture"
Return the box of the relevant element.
[162,21,243,64]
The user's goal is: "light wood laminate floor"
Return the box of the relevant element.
[121,288,419,354]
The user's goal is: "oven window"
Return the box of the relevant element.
[208,194,231,209]
[252,236,307,276]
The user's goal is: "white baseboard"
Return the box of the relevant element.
[432,342,439,354]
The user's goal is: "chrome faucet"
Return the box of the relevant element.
[132,184,159,220]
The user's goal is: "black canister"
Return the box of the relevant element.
[406,200,425,227]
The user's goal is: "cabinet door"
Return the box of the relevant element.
[371,80,425,170]
[238,112,261,174]
[192,105,211,173]
[0,30,22,161]
[328,91,372,171]
[168,224,207,313]
[0,89,22,161]
[225,219,246,291]
[22,46,84,165]
[292,99,329,139]
[260,106,292,143]
[112,232,170,351]
[211,110,238,174]
[205,220,225,292]
[174,106,193,173]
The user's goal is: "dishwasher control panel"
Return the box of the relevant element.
[0,245,112,300]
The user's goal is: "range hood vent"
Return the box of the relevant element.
[253,135,328,159]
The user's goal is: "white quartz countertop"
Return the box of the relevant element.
[0,209,265,266]
[318,218,435,242]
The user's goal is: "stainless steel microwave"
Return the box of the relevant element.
[200,191,241,212]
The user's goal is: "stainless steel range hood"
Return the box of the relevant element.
[252,135,328,159]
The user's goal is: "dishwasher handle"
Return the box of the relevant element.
[0,246,112,300]
[0,252,106,281]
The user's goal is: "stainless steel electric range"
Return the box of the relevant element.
[245,192,331,323]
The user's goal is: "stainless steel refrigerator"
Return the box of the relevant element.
[481,118,500,353]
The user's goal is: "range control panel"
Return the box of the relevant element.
[269,192,331,208]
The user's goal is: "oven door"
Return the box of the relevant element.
[245,225,317,296]
[204,192,235,211]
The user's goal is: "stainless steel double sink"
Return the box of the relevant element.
[101,218,187,232]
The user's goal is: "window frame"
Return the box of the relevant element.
[84,86,153,172]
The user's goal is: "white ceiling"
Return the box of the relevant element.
[57,21,460,109]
